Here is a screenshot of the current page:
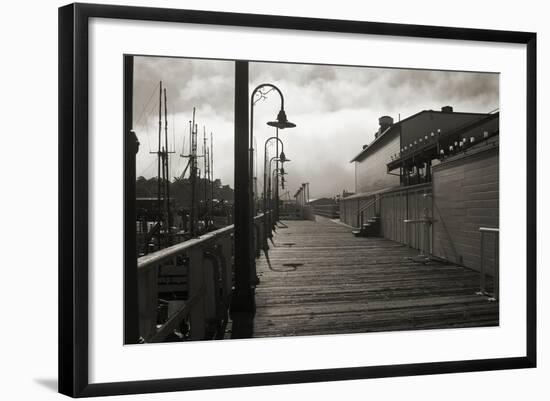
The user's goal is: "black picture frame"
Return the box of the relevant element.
[59,2,537,397]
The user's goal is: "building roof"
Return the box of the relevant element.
[350,109,491,163]
[385,111,499,172]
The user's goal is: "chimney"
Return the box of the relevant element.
[376,115,393,137]
[441,105,453,113]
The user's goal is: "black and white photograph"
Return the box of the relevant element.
[127,55,500,344]
[0,0,546,398]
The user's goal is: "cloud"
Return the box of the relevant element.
[132,56,499,198]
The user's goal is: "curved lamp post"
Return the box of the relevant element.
[250,84,296,219]
[263,136,286,213]
[271,166,288,209]
[249,83,295,285]
[267,154,290,216]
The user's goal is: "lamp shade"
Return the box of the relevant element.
[267,109,296,129]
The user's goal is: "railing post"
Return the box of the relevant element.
[203,251,217,337]
[188,247,206,339]
[220,237,233,304]
[477,227,499,301]
[137,266,158,342]
[256,217,264,256]
[479,231,486,295]
[252,220,259,258]
[356,199,360,227]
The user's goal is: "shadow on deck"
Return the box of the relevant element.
[252,216,498,338]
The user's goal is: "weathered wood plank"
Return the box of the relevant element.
[252,217,497,338]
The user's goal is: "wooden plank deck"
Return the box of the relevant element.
[253,216,498,338]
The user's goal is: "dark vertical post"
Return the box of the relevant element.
[275,128,279,221]
[123,55,139,344]
[203,127,208,229]
[163,88,171,239]
[210,131,214,218]
[190,109,197,237]
[231,60,256,324]
[157,81,162,249]
[480,231,486,294]
[526,36,537,366]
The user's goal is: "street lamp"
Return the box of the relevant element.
[270,167,287,215]
[263,135,286,214]
[250,84,296,220]
[267,155,290,215]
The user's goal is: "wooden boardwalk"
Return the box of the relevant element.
[253,216,498,338]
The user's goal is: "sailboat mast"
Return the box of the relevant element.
[203,126,208,228]
[210,131,214,214]
[164,88,171,240]
[157,81,162,247]
[189,108,197,237]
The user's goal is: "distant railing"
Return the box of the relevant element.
[477,227,499,301]
[310,203,340,219]
[137,212,272,343]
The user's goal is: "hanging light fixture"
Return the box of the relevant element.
[279,151,290,163]
[267,109,296,129]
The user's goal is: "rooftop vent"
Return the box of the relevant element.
[375,115,394,138]
[441,105,453,113]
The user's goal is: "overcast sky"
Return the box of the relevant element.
[132,56,498,199]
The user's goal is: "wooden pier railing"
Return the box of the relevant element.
[137,212,271,343]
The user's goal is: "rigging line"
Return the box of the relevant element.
[172,103,176,153]
[146,93,164,152]
[171,103,176,178]
[138,96,159,153]
[145,116,152,153]
[137,157,157,177]
[134,81,160,128]
[136,90,160,123]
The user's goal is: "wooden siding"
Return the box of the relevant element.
[355,132,400,193]
[379,184,432,249]
[432,146,499,273]
[340,194,377,228]
[340,183,431,251]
